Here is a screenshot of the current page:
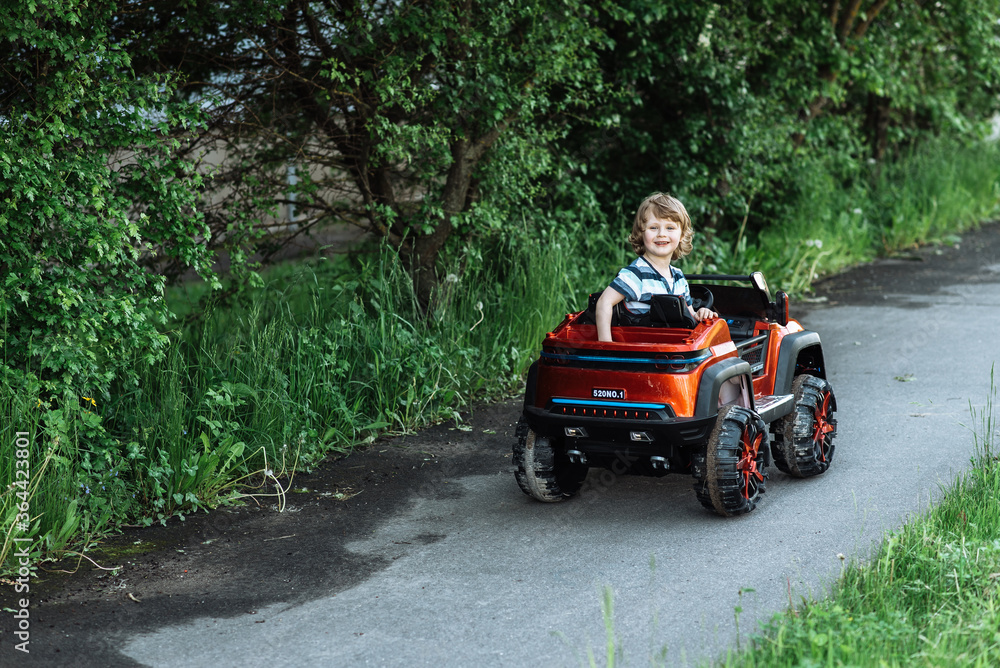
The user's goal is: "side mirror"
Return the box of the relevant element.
[750,271,772,302]
[773,291,789,326]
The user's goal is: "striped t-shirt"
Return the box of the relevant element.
[609,256,692,314]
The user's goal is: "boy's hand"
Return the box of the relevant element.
[695,307,718,321]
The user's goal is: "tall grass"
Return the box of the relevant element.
[0,376,126,570]
[0,228,605,570]
[2,137,999,572]
[742,137,1000,295]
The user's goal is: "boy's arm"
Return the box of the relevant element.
[596,287,625,342]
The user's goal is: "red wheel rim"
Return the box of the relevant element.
[812,391,834,461]
[737,423,765,499]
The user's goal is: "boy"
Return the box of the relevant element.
[596,193,717,342]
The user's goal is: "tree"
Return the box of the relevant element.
[116,0,611,306]
[561,2,795,229]
[561,0,1000,237]
[0,0,210,398]
[785,0,1000,161]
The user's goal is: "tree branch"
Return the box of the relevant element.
[853,0,893,40]
[836,0,864,43]
[828,0,842,27]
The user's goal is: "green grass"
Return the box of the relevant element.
[717,372,1000,667]
[0,231,596,569]
[730,137,1000,295]
[1,136,999,572]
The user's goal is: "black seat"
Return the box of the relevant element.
[581,293,696,329]
[646,294,697,329]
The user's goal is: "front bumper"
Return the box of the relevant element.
[523,403,717,469]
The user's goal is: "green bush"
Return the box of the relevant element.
[0,0,210,567]
[0,1,211,401]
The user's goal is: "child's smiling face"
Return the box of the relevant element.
[642,214,682,262]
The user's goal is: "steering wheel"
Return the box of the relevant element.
[690,285,714,312]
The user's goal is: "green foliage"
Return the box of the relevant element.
[0,0,211,566]
[93,0,1000,300]
[124,0,614,302]
[568,2,795,226]
[0,0,210,398]
[566,0,1000,240]
[2,0,1000,577]
[752,137,1000,294]
[161,227,593,458]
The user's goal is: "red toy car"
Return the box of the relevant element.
[513,272,836,516]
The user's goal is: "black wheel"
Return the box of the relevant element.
[690,285,714,312]
[693,405,768,516]
[513,418,587,502]
[772,375,837,478]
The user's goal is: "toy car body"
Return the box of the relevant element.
[513,272,837,516]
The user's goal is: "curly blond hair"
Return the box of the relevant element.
[628,192,693,260]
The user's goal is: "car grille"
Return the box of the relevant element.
[736,335,768,375]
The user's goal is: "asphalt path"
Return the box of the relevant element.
[4,225,1000,667]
